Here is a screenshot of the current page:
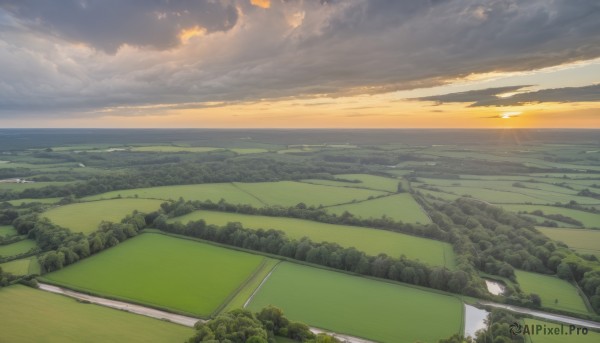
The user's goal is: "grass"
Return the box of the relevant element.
[537,227,600,257]
[130,145,221,153]
[0,256,39,275]
[524,318,600,343]
[0,225,17,237]
[170,210,454,267]
[5,197,61,206]
[303,174,400,192]
[325,193,432,224]
[221,259,280,313]
[82,183,265,206]
[501,205,600,228]
[43,233,265,317]
[44,199,164,234]
[0,239,37,258]
[0,181,72,191]
[247,262,463,343]
[0,285,193,343]
[514,270,589,314]
[233,181,387,207]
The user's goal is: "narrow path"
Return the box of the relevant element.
[243,263,279,308]
[230,182,268,206]
[479,301,600,330]
[38,283,200,327]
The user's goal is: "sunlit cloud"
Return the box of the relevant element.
[501,111,521,119]
[250,0,270,9]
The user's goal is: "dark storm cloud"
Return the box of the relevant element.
[0,0,599,115]
[414,84,600,106]
[0,0,238,53]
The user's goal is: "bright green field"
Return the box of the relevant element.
[83,182,265,206]
[537,227,600,257]
[43,233,265,317]
[303,174,400,192]
[0,285,193,343]
[0,256,40,275]
[222,259,281,313]
[502,205,600,228]
[6,197,61,206]
[0,239,37,258]
[44,199,164,234]
[524,319,600,343]
[515,270,589,314]
[0,225,17,237]
[233,181,387,207]
[170,210,454,267]
[326,193,432,224]
[247,262,463,343]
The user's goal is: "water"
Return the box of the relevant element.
[484,279,506,295]
[464,304,489,338]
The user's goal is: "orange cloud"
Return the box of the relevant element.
[250,0,270,9]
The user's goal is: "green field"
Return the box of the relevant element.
[515,270,589,314]
[130,145,221,153]
[82,183,265,206]
[537,227,600,257]
[0,225,17,237]
[43,233,266,317]
[247,262,463,343]
[0,239,37,258]
[0,285,193,343]
[170,210,454,267]
[303,174,400,192]
[325,193,432,223]
[524,319,600,343]
[0,181,72,191]
[222,259,281,313]
[44,199,164,234]
[5,197,61,206]
[0,256,40,275]
[502,205,600,228]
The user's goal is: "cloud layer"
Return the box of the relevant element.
[0,0,599,116]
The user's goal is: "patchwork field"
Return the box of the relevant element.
[0,225,17,237]
[44,199,164,234]
[42,233,266,317]
[537,227,600,257]
[0,256,40,275]
[515,270,589,314]
[325,193,432,223]
[0,285,193,343]
[524,319,600,343]
[129,146,268,154]
[0,239,37,258]
[302,174,400,192]
[170,210,454,267]
[6,197,61,206]
[247,262,463,343]
[501,205,600,228]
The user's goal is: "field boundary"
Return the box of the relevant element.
[243,262,281,309]
[230,182,268,206]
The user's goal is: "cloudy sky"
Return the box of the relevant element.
[0,0,598,128]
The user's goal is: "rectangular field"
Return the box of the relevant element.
[537,227,600,258]
[515,270,589,314]
[0,225,17,237]
[0,285,193,343]
[303,174,400,192]
[44,199,164,234]
[325,193,432,224]
[170,210,454,267]
[0,256,40,275]
[502,205,600,228]
[247,262,463,343]
[42,233,266,317]
[0,239,37,258]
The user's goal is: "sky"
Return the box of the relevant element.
[0,0,598,128]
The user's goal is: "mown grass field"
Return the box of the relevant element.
[170,210,454,267]
[0,256,40,275]
[44,199,164,234]
[0,225,17,237]
[43,233,266,317]
[524,319,600,343]
[247,262,463,343]
[0,285,193,343]
[325,193,432,223]
[502,205,600,228]
[515,270,589,314]
[222,259,280,313]
[0,239,37,258]
[83,183,265,206]
[537,227,600,257]
[302,174,400,192]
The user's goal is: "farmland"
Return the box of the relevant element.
[42,233,267,317]
[302,173,401,192]
[325,193,432,223]
[524,319,600,343]
[0,285,193,343]
[537,227,600,257]
[515,270,589,314]
[0,257,40,275]
[247,262,463,343]
[170,210,454,267]
[501,205,600,228]
[0,225,17,237]
[0,239,37,258]
[44,199,164,234]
